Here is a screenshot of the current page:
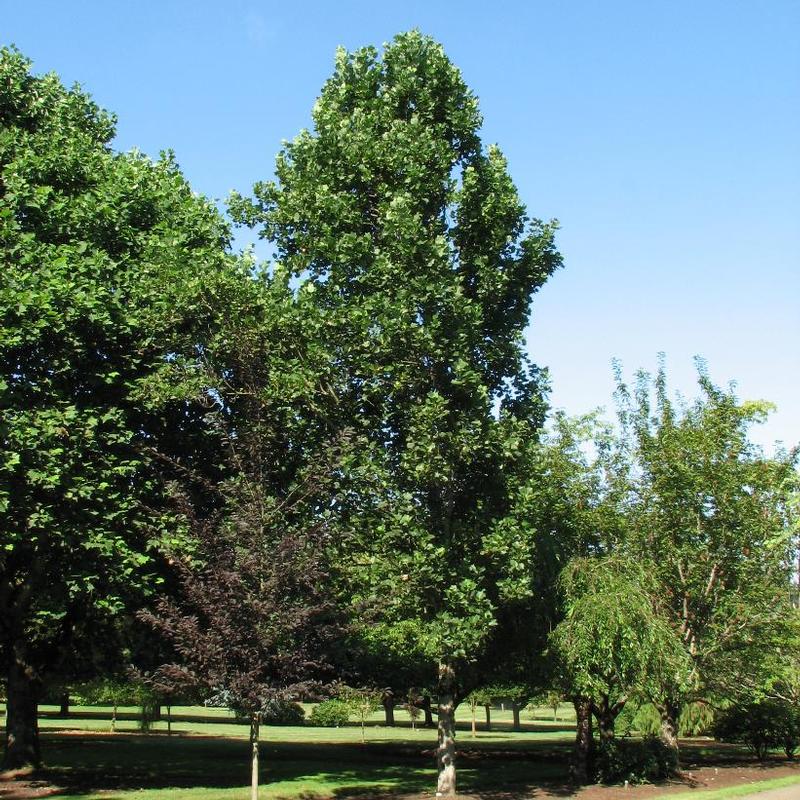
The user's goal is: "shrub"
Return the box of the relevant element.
[309,699,351,727]
[715,701,800,760]
[261,699,305,726]
[593,735,677,784]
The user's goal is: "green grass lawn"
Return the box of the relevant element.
[0,701,577,798]
[655,774,800,799]
[30,702,577,742]
[32,729,572,799]
[2,703,793,799]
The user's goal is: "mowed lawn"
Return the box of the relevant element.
[9,704,578,799]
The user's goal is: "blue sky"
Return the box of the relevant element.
[4,0,798,450]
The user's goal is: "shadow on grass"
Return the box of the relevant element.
[33,732,571,798]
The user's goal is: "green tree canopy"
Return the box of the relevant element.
[231,30,561,795]
[0,47,234,767]
[615,361,799,756]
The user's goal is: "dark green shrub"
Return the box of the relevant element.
[715,701,800,760]
[309,699,350,727]
[261,699,305,726]
[593,735,677,784]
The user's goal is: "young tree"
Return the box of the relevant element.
[464,689,491,738]
[406,689,423,730]
[339,686,382,743]
[141,475,340,800]
[231,31,561,795]
[616,361,799,760]
[0,48,233,768]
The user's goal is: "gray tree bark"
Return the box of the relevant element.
[436,662,457,796]
[250,712,261,800]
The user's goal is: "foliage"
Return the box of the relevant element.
[406,690,423,728]
[309,699,351,728]
[531,688,564,721]
[593,735,677,784]
[715,700,800,760]
[139,477,341,718]
[231,28,560,665]
[76,677,145,708]
[549,556,690,723]
[230,29,561,793]
[337,686,382,741]
[615,361,799,747]
[0,45,235,768]
[679,701,716,736]
[260,699,306,726]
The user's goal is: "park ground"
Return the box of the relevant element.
[1,704,798,800]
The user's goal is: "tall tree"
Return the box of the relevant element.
[0,47,233,767]
[231,31,561,795]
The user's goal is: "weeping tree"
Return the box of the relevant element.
[231,30,561,795]
[550,555,690,783]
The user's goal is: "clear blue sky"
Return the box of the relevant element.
[4,0,798,450]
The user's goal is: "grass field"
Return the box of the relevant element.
[32,701,577,742]
[2,702,575,798]
[1,703,797,799]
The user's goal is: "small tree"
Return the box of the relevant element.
[141,473,340,800]
[715,700,800,761]
[406,689,423,731]
[531,688,562,722]
[465,689,492,738]
[339,686,382,743]
[616,361,799,762]
[78,676,146,733]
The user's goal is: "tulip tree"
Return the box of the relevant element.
[0,48,233,768]
[231,31,561,795]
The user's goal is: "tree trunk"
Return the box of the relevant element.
[592,698,615,743]
[111,703,118,733]
[167,705,172,736]
[59,692,70,718]
[382,691,395,727]
[658,699,681,766]
[572,697,593,785]
[250,712,260,800]
[422,694,434,728]
[436,662,457,797]
[470,705,476,737]
[511,702,521,731]
[483,704,491,731]
[3,656,41,769]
